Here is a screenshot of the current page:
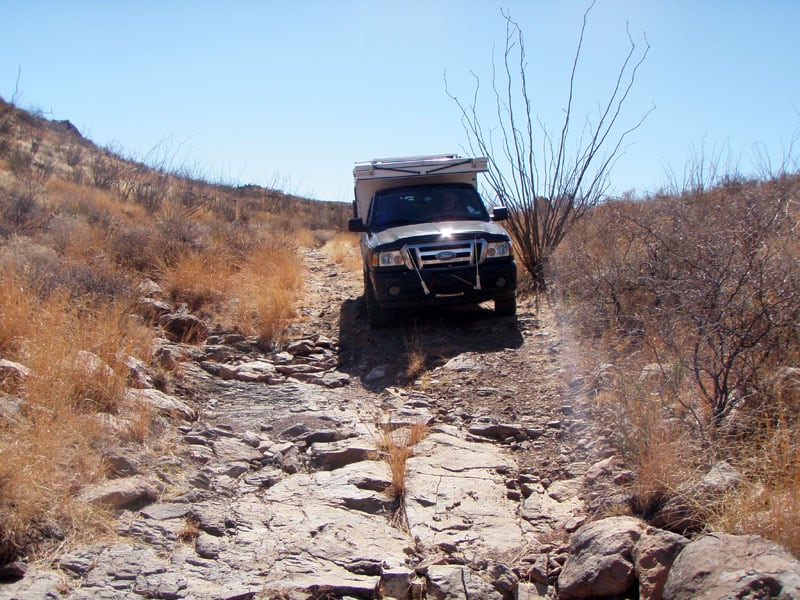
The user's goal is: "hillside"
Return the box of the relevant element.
[1,97,799,599]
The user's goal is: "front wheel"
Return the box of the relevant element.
[364,276,393,328]
[494,294,517,317]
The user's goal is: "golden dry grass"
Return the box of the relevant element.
[321,231,361,270]
[157,236,304,343]
[0,268,155,560]
[377,422,430,500]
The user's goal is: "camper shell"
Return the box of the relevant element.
[352,154,489,224]
[349,154,517,328]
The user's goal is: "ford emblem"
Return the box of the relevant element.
[437,250,456,260]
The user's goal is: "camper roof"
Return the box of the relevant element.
[353,154,488,220]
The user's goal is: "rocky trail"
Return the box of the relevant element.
[3,248,799,600]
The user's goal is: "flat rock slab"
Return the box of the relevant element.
[405,430,534,556]
[256,461,412,593]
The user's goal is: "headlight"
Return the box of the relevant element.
[486,240,512,258]
[372,250,405,267]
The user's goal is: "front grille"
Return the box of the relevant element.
[406,239,485,269]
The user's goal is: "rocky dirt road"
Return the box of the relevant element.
[1,247,612,600]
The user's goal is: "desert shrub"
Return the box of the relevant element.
[553,174,800,551]
[1,190,50,233]
[110,224,168,273]
[0,97,14,157]
[556,178,800,426]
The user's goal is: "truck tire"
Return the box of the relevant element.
[364,277,393,328]
[494,294,517,317]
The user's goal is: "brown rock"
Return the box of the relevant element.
[663,533,800,599]
[558,516,646,599]
[633,526,689,600]
[78,475,161,509]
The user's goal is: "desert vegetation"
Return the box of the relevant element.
[552,172,800,554]
[0,95,349,562]
[2,83,800,576]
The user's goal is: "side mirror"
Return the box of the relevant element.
[348,218,368,232]
[492,207,509,221]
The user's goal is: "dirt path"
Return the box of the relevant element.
[302,245,596,489]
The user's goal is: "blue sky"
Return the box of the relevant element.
[1,1,798,202]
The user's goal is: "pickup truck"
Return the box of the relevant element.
[348,154,517,328]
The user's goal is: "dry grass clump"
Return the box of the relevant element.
[321,232,361,270]
[0,266,154,561]
[709,379,800,555]
[159,236,304,343]
[377,422,430,500]
[553,174,800,552]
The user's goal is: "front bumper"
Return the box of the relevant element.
[368,260,517,309]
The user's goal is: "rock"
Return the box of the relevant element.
[426,564,504,599]
[520,482,583,536]
[0,393,24,423]
[0,560,27,581]
[652,461,743,532]
[405,431,531,557]
[468,419,526,441]
[140,503,193,521]
[72,350,114,379]
[78,475,161,510]
[190,502,234,537]
[218,360,278,382]
[0,358,30,389]
[65,543,185,599]
[127,388,197,421]
[547,479,582,502]
[489,562,518,595]
[0,567,62,598]
[663,533,800,599]
[125,355,153,389]
[138,279,164,298]
[158,311,208,343]
[136,298,173,320]
[365,365,389,383]
[584,456,618,485]
[195,532,221,559]
[379,568,417,599]
[633,527,689,600]
[442,355,481,372]
[558,516,647,599]
[103,449,141,477]
[308,439,374,470]
[320,370,350,388]
[516,581,550,599]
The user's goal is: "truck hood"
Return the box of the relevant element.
[369,220,510,247]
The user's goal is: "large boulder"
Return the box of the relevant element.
[558,516,646,599]
[663,533,800,599]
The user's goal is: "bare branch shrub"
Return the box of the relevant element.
[0,96,17,158]
[559,177,800,426]
[447,5,651,290]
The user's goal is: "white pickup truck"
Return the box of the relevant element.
[348,154,517,328]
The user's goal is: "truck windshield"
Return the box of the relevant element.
[369,184,490,231]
